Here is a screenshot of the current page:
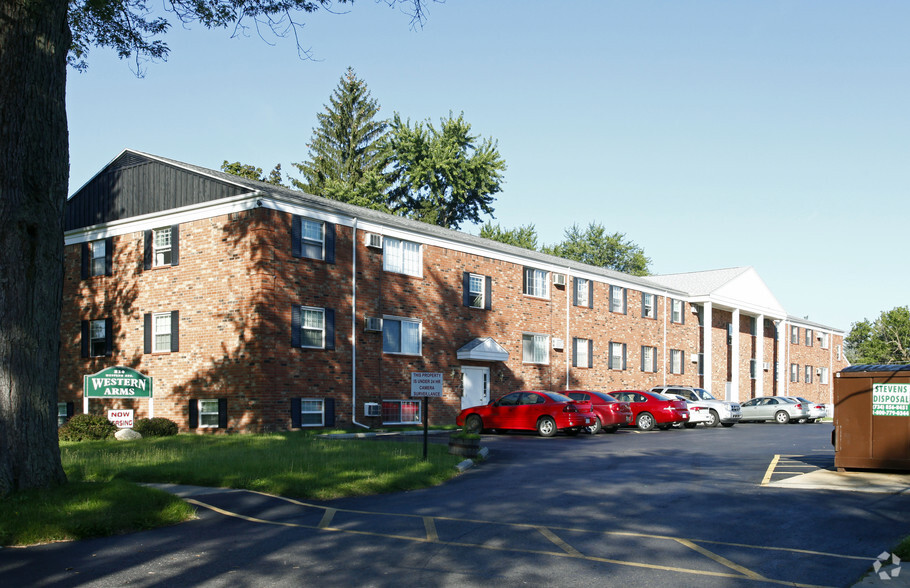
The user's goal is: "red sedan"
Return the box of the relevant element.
[607,390,690,431]
[456,390,596,437]
[566,390,634,434]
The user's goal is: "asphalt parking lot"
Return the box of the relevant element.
[2,422,908,587]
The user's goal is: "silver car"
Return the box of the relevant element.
[783,397,827,423]
[651,386,741,427]
[740,396,810,424]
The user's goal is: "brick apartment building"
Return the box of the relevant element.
[59,150,849,432]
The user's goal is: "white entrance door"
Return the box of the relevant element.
[461,366,490,410]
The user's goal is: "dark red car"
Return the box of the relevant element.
[607,390,690,431]
[566,390,634,434]
[456,390,596,437]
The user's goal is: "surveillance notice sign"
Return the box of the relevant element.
[411,372,443,397]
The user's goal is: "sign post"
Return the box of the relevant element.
[411,372,443,460]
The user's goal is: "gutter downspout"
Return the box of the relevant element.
[351,218,368,429]
[662,291,669,388]
[565,267,571,390]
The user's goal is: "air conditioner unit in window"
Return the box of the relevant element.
[691,305,699,313]
[552,273,566,286]
[364,402,380,417]
[691,355,699,362]
[364,317,382,332]
[364,232,383,249]
[816,368,822,376]
[763,362,771,371]
[552,338,564,350]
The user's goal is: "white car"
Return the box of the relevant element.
[740,396,809,424]
[664,393,712,427]
[651,386,741,427]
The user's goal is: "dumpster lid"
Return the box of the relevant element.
[840,364,910,373]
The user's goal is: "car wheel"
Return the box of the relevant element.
[537,416,557,437]
[721,422,735,428]
[807,419,815,423]
[704,410,720,427]
[683,422,697,429]
[585,416,603,435]
[797,418,807,424]
[775,411,790,424]
[636,412,655,431]
[464,414,483,434]
[603,425,619,434]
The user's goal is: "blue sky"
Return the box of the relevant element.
[66,1,910,333]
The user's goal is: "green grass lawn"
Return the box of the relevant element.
[0,431,462,547]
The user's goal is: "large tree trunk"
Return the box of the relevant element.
[0,0,70,495]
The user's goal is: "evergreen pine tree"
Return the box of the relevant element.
[292,68,389,210]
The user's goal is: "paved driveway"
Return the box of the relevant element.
[2,423,907,587]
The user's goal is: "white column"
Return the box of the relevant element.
[731,308,740,402]
[703,302,713,395]
[755,314,764,397]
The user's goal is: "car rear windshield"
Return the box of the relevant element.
[543,392,574,403]
[650,392,672,401]
[590,392,616,402]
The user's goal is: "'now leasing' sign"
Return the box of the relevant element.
[84,366,153,398]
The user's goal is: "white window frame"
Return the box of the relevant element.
[299,398,325,427]
[805,329,813,347]
[152,227,172,267]
[670,349,684,375]
[300,218,325,260]
[57,402,68,427]
[576,278,589,307]
[383,237,422,277]
[790,363,799,383]
[820,367,830,385]
[609,342,626,371]
[805,365,813,384]
[91,239,106,276]
[468,273,485,309]
[610,286,624,314]
[198,399,220,428]
[642,345,657,373]
[299,306,326,349]
[642,293,655,319]
[575,338,590,368]
[671,299,683,323]
[522,333,549,364]
[790,326,799,344]
[382,399,421,425]
[382,316,422,355]
[90,319,106,357]
[523,268,549,298]
[152,312,171,353]
[820,332,829,349]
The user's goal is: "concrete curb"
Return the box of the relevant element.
[456,446,490,472]
[317,430,453,440]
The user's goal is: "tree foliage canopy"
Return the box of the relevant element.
[543,223,650,276]
[221,161,285,186]
[846,306,910,365]
[480,222,539,251]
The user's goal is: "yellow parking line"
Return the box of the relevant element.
[674,538,767,581]
[537,526,583,557]
[318,508,336,529]
[761,454,781,485]
[423,517,438,542]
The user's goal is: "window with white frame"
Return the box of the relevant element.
[300,218,325,260]
[573,338,591,368]
[805,365,813,384]
[298,399,325,426]
[153,227,172,267]
[523,267,548,298]
[299,307,325,348]
[153,312,172,352]
[382,317,421,355]
[805,329,813,347]
[642,293,655,319]
[820,367,829,385]
[91,239,106,276]
[790,363,799,383]
[382,400,421,424]
[641,345,657,373]
[820,332,829,349]
[468,273,485,308]
[575,278,589,307]
[791,326,799,344]
[671,299,684,324]
[383,237,422,276]
[90,319,106,357]
[198,399,220,428]
[670,349,684,374]
[608,342,627,370]
[610,285,626,314]
[57,402,69,427]
[522,333,549,364]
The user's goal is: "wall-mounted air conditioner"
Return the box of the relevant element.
[364,232,383,249]
[552,338,564,350]
[364,402,380,417]
[763,362,771,371]
[816,368,822,376]
[552,273,566,286]
[364,317,383,332]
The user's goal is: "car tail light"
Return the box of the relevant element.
[564,403,578,413]
[689,406,701,412]
[794,403,803,409]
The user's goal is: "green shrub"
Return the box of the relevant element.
[58,414,117,441]
[133,418,178,437]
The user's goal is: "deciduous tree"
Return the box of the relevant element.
[543,222,651,276]
[480,222,539,250]
[846,307,910,365]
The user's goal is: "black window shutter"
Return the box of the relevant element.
[640,346,645,372]
[170,225,180,266]
[291,398,302,428]
[170,311,179,352]
[325,308,335,350]
[680,301,685,325]
[66,402,74,419]
[143,230,152,270]
[81,321,89,358]
[189,400,199,429]
[484,276,492,310]
[81,243,89,279]
[105,237,113,276]
[623,289,628,315]
[218,398,228,428]
[291,215,302,258]
[572,278,579,306]
[622,344,628,371]
[608,341,614,369]
[324,398,335,427]
[105,318,113,356]
[325,222,335,264]
[588,282,594,309]
[681,351,685,375]
[291,306,301,347]
[588,341,594,368]
[522,268,528,293]
[462,272,471,307]
[143,313,152,354]
[572,338,578,367]
[652,348,657,372]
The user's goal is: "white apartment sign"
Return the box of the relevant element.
[411,372,443,397]
[872,383,910,417]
